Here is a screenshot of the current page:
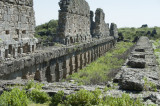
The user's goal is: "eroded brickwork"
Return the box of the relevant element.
[0,0,37,59]
[110,23,118,39]
[93,8,110,38]
[57,0,91,44]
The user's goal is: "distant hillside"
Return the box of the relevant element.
[35,19,58,36]
[118,26,160,41]
[35,20,58,43]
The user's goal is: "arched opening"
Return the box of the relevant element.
[45,66,52,82]
[23,43,29,53]
[55,63,59,82]
[34,70,41,81]
[9,45,12,54]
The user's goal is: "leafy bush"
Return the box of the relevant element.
[27,89,51,104]
[51,91,64,106]
[0,81,50,106]
[104,93,144,106]
[35,19,58,44]
[51,89,144,106]
[35,19,58,36]
[143,77,157,92]
[65,89,95,106]
[0,88,29,106]
[25,80,43,90]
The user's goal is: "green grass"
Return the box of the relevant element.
[66,42,133,85]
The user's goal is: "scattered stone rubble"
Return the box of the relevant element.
[114,36,160,91]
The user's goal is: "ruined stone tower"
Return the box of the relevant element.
[56,0,92,45]
[93,8,110,38]
[0,0,37,59]
[110,23,118,39]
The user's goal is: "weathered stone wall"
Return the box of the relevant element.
[56,0,91,44]
[110,23,118,39]
[0,0,37,59]
[0,37,116,82]
[93,8,110,38]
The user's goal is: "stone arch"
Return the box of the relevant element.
[55,63,60,82]
[23,43,29,53]
[34,70,41,81]
[45,66,52,82]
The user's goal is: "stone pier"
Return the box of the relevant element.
[0,37,116,82]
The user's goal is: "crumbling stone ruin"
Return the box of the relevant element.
[110,23,119,39]
[0,0,38,59]
[56,0,118,45]
[114,36,160,91]
[92,8,110,39]
[0,0,118,82]
[56,0,91,44]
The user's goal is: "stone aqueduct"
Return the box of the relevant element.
[0,0,118,82]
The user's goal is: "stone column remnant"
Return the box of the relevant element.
[110,23,119,39]
[56,0,92,45]
[93,8,110,38]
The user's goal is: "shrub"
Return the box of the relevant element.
[143,77,157,92]
[0,88,29,106]
[90,89,103,105]
[25,80,43,90]
[103,93,144,106]
[65,89,95,106]
[64,89,103,106]
[27,89,51,104]
[51,89,144,106]
[51,91,64,106]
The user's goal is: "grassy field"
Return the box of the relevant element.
[66,42,134,85]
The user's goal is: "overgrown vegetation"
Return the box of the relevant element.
[152,39,160,82]
[119,27,160,41]
[143,77,157,92]
[27,89,51,104]
[0,88,29,106]
[35,19,58,37]
[0,80,51,106]
[35,19,58,43]
[66,42,133,85]
[51,89,144,106]
[153,39,160,64]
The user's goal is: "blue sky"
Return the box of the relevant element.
[33,0,160,28]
